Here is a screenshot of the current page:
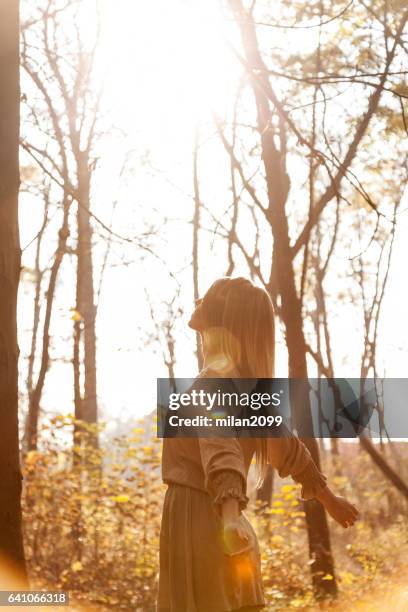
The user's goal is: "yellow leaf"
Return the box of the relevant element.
[322,573,334,580]
[341,571,355,585]
[70,309,82,322]
[25,451,39,465]
[113,494,130,503]
[71,561,83,572]
[290,599,304,608]
[271,535,284,544]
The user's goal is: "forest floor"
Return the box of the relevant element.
[64,564,408,612]
[312,563,408,612]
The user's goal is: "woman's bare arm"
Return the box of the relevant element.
[315,485,359,528]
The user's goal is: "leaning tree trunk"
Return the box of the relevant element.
[0,0,28,586]
[25,194,71,451]
[26,196,48,399]
[230,0,336,596]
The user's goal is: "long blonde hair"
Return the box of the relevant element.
[200,277,275,480]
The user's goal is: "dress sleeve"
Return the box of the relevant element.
[267,429,328,501]
[198,438,249,511]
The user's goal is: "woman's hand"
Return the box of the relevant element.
[223,518,252,555]
[316,486,360,528]
[221,498,252,555]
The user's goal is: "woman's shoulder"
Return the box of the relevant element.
[192,367,220,394]
[194,368,238,397]
[197,364,240,379]
[197,366,216,379]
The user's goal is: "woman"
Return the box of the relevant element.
[158,277,359,612]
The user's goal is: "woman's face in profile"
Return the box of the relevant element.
[188,279,225,331]
[188,298,204,331]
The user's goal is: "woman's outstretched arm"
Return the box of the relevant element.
[267,434,359,528]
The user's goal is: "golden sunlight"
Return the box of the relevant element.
[2,0,407,609]
[99,0,240,134]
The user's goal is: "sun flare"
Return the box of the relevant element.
[98,0,240,136]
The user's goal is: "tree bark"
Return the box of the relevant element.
[229,0,337,596]
[0,0,28,586]
[76,151,98,440]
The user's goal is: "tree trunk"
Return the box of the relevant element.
[76,151,98,442]
[73,284,82,464]
[25,195,71,451]
[192,132,203,371]
[359,435,408,499]
[229,0,336,596]
[26,197,48,398]
[256,464,274,507]
[0,0,28,586]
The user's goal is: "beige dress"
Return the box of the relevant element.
[158,376,328,612]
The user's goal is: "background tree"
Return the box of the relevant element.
[206,0,408,596]
[21,0,102,449]
[0,0,28,586]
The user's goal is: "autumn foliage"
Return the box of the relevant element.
[22,418,408,611]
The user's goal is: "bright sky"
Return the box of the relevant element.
[18,0,408,434]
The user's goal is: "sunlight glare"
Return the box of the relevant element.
[99,0,240,139]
